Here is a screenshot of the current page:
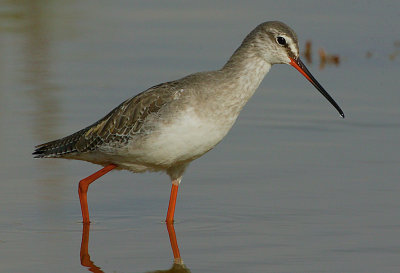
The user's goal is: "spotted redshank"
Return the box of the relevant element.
[33,21,344,224]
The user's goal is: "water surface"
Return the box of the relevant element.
[1,1,400,272]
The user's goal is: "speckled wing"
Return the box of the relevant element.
[33,82,178,158]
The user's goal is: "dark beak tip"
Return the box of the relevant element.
[290,57,345,120]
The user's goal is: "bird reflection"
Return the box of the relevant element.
[80,223,190,273]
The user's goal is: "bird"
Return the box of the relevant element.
[33,21,344,224]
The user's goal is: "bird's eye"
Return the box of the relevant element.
[276,36,286,46]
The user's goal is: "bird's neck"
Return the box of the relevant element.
[216,45,271,110]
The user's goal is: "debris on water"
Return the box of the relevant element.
[302,40,340,69]
[389,41,400,61]
[303,40,312,64]
[319,48,340,69]
[389,51,399,61]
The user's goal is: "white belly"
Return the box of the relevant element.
[126,107,234,167]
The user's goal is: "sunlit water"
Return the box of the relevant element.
[1,1,400,272]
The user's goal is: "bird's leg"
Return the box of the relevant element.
[78,164,117,223]
[166,178,181,223]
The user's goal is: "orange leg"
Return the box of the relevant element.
[165,180,180,223]
[78,164,117,223]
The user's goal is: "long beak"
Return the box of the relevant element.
[289,57,344,118]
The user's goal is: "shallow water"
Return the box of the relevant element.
[1,1,400,272]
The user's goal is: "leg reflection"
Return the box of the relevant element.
[79,222,190,273]
[163,223,192,273]
[80,223,104,273]
[166,222,182,264]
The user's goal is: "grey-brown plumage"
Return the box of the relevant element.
[33,21,344,223]
[33,21,343,179]
[33,81,178,158]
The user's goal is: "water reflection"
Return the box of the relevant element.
[80,224,104,273]
[19,0,66,216]
[80,223,190,273]
[1,0,61,139]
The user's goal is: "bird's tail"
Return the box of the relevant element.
[33,128,87,158]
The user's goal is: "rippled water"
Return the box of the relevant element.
[1,1,400,272]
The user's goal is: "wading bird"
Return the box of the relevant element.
[33,21,344,224]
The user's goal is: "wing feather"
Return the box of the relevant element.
[33,81,179,157]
